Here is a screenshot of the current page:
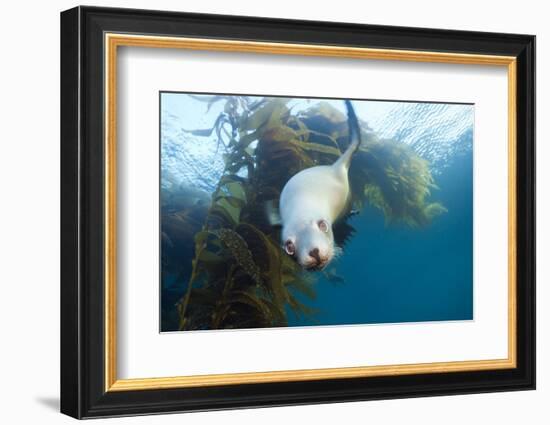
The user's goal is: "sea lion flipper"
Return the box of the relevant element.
[332,219,356,249]
[334,100,362,172]
[265,200,283,226]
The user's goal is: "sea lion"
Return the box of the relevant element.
[276,100,361,270]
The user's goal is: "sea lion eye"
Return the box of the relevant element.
[318,220,329,233]
[284,240,295,256]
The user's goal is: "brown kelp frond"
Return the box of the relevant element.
[235,222,315,319]
[212,228,262,285]
[170,96,445,330]
[352,135,446,226]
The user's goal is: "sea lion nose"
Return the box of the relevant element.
[309,248,321,264]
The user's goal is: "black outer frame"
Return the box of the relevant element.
[60,5,535,419]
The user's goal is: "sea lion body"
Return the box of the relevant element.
[280,165,350,225]
[278,100,361,270]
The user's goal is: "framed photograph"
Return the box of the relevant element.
[60,6,535,419]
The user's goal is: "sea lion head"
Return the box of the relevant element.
[281,218,335,270]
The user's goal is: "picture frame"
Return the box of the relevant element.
[60,5,536,419]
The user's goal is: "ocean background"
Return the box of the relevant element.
[160,93,474,331]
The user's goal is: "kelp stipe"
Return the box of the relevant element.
[162,96,446,331]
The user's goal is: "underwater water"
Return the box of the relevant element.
[160,93,473,332]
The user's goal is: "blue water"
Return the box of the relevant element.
[288,151,473,326]
[160,93,474,331]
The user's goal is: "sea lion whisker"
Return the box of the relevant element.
[333,246,344,259]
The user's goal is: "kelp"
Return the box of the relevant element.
[352,134,447,227]
[163,96,445,331]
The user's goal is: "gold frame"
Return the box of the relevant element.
[104,33,517,392]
